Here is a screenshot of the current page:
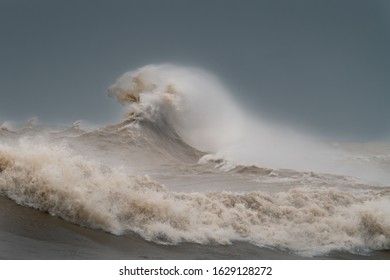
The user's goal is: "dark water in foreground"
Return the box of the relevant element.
[1,197,389,260]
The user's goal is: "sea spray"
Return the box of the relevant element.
[108,64,390,184]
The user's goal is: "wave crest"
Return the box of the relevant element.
[1,141,389,256]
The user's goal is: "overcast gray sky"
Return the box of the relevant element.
[1,0,389,140]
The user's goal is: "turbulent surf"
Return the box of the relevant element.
[1,64,389,257]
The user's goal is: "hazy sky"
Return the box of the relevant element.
[1,0,389,140]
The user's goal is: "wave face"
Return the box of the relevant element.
[107,64,390,184]
[1,64,390,257]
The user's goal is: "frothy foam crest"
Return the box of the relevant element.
[108,64,244,153]
[108,64,390,184]
[0,140,389,256]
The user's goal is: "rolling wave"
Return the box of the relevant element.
[0,141,389,256]
[1,64,390,256]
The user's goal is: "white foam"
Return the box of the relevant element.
[108,64,390,184]
[1,140,389,256]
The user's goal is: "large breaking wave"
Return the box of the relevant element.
[1,64,389,256]
[107,64,389,183]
